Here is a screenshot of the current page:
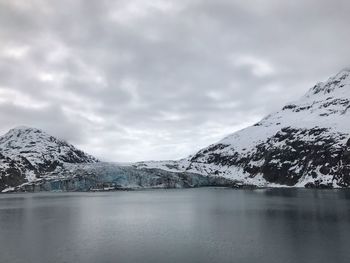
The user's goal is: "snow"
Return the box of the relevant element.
[1,69,350,190]
[1,187,15,193]
[138,68,350,188]
[0,126,97,165]
[0,126,98,183]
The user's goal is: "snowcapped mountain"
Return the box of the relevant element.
[0,127,234,192]
[0,126,98,191]
[138,68,350,188]
[1,68,350,192]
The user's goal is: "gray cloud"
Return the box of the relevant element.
[0,0,349,161]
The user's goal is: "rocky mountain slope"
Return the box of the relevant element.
[138,69,350,188]
[1,69,350,191]
[0,126,98,191]
[0,127,235,192]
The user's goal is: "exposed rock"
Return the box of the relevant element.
[2,68,350,191]
[0,126,98,191]
[138,68,350,188]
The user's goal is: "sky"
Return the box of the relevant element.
[0,0,350,162]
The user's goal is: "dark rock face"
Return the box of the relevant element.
[0,154,35,191]
[190,127,350,187]
[185,69,350,188]
[346,138,350,147]
[255,128,348,186]
[2,70,350,191]
[0,127,99,192]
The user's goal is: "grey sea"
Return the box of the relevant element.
[0,188,349,263]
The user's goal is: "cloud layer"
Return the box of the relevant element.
[1,0,350,161]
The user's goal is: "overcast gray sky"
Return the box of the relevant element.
[0,0,349,162]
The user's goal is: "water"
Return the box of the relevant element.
[0,188,350,263]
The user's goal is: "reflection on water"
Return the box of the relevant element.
[0,189,350,263]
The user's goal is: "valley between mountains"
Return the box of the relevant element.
[1,69,350,192]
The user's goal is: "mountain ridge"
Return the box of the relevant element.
[138,68,350,188]
[1,68,350,191]
[0,126,98,191]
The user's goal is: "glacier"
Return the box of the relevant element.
[1,68,350,192]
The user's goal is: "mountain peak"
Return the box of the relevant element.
[6,126,44,136]
[332,67,350,83]
[11,125,37,130]
[0,126,98,167]
[337,67,350,74]
[307,68,350,97]
[177,68,350,188]
[2,126,54,147]
[0,126,99,190]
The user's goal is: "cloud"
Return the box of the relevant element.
[232,55,275,77]
[0,0,349,161]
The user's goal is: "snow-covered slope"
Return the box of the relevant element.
[2,69,350,191]
[0,127,236,192]
[138,69,350,188]
[0,126,98,191]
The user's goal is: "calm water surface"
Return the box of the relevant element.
[0,188,350,263]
